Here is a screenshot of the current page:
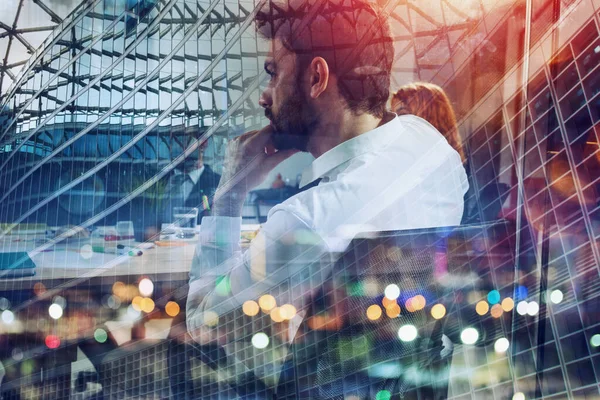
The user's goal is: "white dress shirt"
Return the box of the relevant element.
[186,114,469,379]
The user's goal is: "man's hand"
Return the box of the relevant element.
[213,125,298,217]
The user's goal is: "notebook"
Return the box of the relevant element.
[0,252,37,278]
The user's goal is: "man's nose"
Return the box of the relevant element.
[259,89,271,109]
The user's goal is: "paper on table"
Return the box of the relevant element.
[29,249,130,269]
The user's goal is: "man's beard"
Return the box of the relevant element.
[266,87,315,152]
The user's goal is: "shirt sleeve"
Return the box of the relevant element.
[186,209,330,345]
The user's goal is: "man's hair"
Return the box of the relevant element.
[392,82,466,163]
[255,0,394,118]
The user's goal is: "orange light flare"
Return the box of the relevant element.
[501,298,514,312]
[476,300,489,316]
[242,300,260,317]
[165,301,180,317]
[258,295,276,313]
[366,305,383,321]
[405,297,416,313]
[412,295,426,311]
[431,304,446,320]
[490,304,503,318]
[385,303,401,318]
[33,282,46,297]
[307,314,343,331]
[382,297,397,309]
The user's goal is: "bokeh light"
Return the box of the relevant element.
[270,307,285,322]
[258,294,276,312]
[398,324,418,342]
[127,305,141,320]
[280,304,297,320]
[385,303,401,318]
[516,301,528,315]
[11,348,23,361]
[550,289,563,304]
[113,282,139,301]
[0,297,10,310]
[112,281,125,296]
[375,390,392,400]
[460,327,479,345]
[494,337,510,353]
[141,298,155,313]
[243,300,260,317]
[80,244,94,259]
[431,304,446,319]
[94,328,108,343]
[52,296,67,308]
[203,311,219,327]
[45,335,60,349]
[512,393,525,400]
[476,300,489,315]
[33,282,46,296]
[501,297,514,312]
[487,290,500,305]
[515,286,528,301]
[384,284,400,300]
[490,304,503,318]
[48,303,63,320]
[131,296,143,311]
[1,310,15,324]
[106,295,121,309]
[138,278,154,297]
[165,301,180,317]
[590,334,600,347]
[382,297,397,309]
[527,301,539,316]
[252,332,270,349]
[404,297,415,312]
[366,304,383,321]
[412,295,426,310]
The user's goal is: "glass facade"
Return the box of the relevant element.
[0,0,599,398]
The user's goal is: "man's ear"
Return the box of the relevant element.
[309,57,329,99]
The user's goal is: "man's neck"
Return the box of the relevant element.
[308,111,392,158]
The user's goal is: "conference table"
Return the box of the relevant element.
[0,239,197,292]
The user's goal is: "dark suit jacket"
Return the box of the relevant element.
[163,164,221,226]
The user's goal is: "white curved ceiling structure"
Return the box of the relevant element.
[0,0,79,98]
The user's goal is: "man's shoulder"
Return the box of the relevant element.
[198,165,221,189]
[203,165,221,179]
[268,184,323,226]
[269,180,355,229]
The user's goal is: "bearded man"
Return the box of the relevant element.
[186,0,469,398]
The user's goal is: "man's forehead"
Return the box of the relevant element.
[267,38,293,61]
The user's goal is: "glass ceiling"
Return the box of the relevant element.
[0,0,80,99]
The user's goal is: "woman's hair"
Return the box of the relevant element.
[392,82,465,163]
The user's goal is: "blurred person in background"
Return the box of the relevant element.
[392,82,465,164]
[392,82,491,224]
[143,139,221,240]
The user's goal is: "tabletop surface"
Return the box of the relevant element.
[0,237,198,290]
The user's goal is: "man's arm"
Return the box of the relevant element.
[186,208,328,344]
[186,125,311,343]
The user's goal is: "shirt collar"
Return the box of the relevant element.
[299,114,400,188]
